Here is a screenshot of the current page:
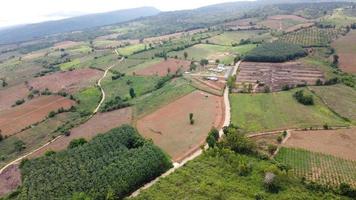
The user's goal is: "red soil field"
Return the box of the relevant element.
[135,59,191,76]
[332,30,356,73]
[30,107,132,158]
[136,91,224,162]
[268,15,308,21]
[0,84,29,111]
[284,127,356,161]
[0,95,75,136]
[0,165,21,197]
[28,68,103,93]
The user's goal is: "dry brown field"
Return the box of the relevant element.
[134,59,191,76]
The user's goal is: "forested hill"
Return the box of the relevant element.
[0,7,160,44]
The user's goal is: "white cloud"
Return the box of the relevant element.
[0,0,248,27]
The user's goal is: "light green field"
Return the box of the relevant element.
[310,84,356,123]
[93,40,120,49]
[209,30,268,46]
[117,44,147,56]
[230,89,348,133]
[74,86,101,114]
[168,44,256,65]
[276,147,356,188]
[59,59,81,70]
[101,75,161,103]
[301,57,336,79]
[133,78,195,118]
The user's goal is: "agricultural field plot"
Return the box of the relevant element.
[284,127,356,161]
[188,77,225,96]
[93,39,122,49]
[117,43,147,56]
[52,41,81,49]
[258,15,310,31]
[143,29,207,44]
[132,78,196,117]
[101,75,161,103]
[0,84,30,111]
[276,147,356,188]
[0,95,75,136]
[113,58,162,74]
[236,62,324,92]
[137,91,224,162]
[278,27,343,47]
[0,165,21,197]
[73,86,101,114]
[309,84,356,123]
[331,30,356,73]
[30,107,132,158]
[168,44,256,65]
[28,68,103,93]
[230,90,348,133]
[134,59,191,76]
[223,18,261,30]
[209,30,267,46]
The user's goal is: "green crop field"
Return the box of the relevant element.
[168,43,256,65]
[230,89,348,133]
[101,75,161,103]
[320,9,356,27]
[117,44,147,56]
[119,58,162,74]
[278,27,343,47]
[310,84,356,123]
[133,78,195,117]
[276,147,356,188]
[73,86,101,114]
[133,148,345,200]
[209,30,267,46]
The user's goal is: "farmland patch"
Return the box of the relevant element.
[331,30,356,73]
[137,91,224,162]
[134,59,191,76]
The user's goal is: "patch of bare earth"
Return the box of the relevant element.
[136,91,224,162]
[0,84,29,111]
[28,68,103,93]
[30,107,132,158]
[284,127,356,160]
[135,59,191,76]
[0,95,75,136]
[0,165,21,197]
[332,30,356,73]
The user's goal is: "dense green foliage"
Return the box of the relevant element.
[245,42,307,62]
[293,90,314,105]
[101,96,131,112]
[10,125,172,200]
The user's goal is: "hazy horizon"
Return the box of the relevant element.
[0,0,254,28]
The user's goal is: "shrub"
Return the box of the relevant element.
[48,111,56,118]
[267,144,277,155]
[206,128,219,148]
[68,138,87,149]
[339,183,356,198]
[293,90,314,105]
[220,127,256,155]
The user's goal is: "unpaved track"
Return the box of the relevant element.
[0,52,123,176]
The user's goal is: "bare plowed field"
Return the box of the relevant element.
[0,95,75,136]
[332,30,356,73]
[0,84,29,111]
[236,62,324,92]
[137,91,224,162]
[134,59,191,76]
[284,127,356,160]
[28,69,102,93]
[0,164,21,197]
[30,107,132,158]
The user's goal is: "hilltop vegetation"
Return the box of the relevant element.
[7,125,171,200]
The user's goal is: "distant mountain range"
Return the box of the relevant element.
[0,7,160,45]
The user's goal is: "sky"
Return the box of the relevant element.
[0,0,248,28]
